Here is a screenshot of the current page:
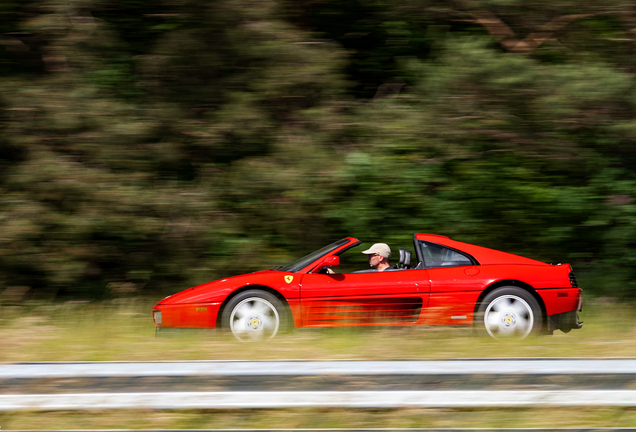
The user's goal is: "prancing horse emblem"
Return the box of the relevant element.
[284,275,293,284]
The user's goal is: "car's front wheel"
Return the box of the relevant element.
[221,290,287,342]
[477,287,542,340]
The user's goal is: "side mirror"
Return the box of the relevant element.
[315,255,339,271]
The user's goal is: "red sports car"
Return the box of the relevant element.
[152,234,583,341]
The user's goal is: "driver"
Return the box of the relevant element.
[361,243,394,272]
[323,242,395,274]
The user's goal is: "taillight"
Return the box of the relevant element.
[569,271,578,288]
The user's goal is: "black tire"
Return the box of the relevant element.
[476,286,543,340]
[221,290,288,342]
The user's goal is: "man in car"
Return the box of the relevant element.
[323,242,395,274]
[361,243,394,272]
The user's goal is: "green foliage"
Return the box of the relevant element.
[1,0,636,299]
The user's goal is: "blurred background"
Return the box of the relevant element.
[1,0,635,301]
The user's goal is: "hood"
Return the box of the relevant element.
[156,270,276,305]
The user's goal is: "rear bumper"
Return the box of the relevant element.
[544,286,583,333]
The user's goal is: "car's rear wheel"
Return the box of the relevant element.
[477,287,542,340]
[222,290,286,342]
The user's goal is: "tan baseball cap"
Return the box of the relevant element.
[361,243,391,259]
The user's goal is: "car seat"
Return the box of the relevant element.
[397,248,412,269]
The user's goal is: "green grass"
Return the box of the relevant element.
[0,297,635,430]
[0,296,635,362]
[2,407,636,430]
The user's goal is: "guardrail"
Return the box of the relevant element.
[2,359,636,410]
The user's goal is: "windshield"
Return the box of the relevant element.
[278,238,350,273]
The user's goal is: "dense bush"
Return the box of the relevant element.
[1,0,635,299]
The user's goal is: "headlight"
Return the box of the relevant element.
[153,311,162,325]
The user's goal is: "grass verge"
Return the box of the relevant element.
[0,297,634,361]
[2,407,636,430]
[0,297,635,429]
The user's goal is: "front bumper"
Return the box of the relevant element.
[152,302,222,329]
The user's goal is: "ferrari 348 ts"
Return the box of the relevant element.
[152,234,583,341]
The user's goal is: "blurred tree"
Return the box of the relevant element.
[1,0,636,300]
[0,0,352,297]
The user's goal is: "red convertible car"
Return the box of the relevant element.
[152,234,583,341]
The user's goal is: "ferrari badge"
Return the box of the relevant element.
[284,275,293,284]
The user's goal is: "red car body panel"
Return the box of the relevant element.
[152,234,583,334]
[156,303,222,328]
[299,270,430,327]
[425,291,481,325]
[536,287,582,315]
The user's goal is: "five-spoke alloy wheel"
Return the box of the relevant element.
[477,286,542,340]
[222,290,287,342]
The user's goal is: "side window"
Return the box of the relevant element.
[418,241,473,268]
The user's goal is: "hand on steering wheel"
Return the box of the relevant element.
[318,267,335,275]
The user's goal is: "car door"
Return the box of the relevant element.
[299,270,430,327]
